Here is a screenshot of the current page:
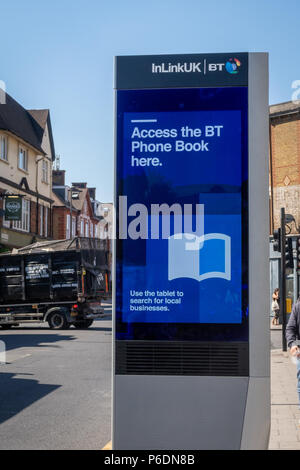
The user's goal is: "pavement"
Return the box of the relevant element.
[269,325,300,450]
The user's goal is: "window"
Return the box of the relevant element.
[0,135,8,161]
[104,223,108,238]
[80,219,84,236]
[90,223,94,238]
[42,160,48,183]
[12,199,30,232]
[39,205,43,236]
[45,207,48,237]
[85,221,89,237]
[66,214,70,239]
[72,217,76,237]
[18,147,28,171]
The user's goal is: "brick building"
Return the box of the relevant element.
[269,101,300,234]
[0,93,55,251]
[52,171,100,240]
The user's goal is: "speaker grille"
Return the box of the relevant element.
[116,341,249,376]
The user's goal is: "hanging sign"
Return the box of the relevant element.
[5,196,22,221]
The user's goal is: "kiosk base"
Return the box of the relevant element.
[113,375,270,450]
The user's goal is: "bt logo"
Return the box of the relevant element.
[225,58,241,74]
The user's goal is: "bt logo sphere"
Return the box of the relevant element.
[226,58,241,74]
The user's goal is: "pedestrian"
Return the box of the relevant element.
[272,288,280,326]
[286,297,300,408]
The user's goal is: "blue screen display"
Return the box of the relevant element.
[116,87,248,341]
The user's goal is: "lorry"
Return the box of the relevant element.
[0,237,110,329]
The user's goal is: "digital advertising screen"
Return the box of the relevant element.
[116,87,248,342]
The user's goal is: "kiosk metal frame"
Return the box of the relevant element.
[113,52,269,450]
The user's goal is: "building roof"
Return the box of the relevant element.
[27,109,49,129]
[71,187,88,212]
[51,189,71,209]
[9,237,107,254]
[54,185,101,222]
[269,101,300,118]
[0,93,56,159]
[27,109,56,161]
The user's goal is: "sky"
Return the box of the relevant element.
[0,0,299,202]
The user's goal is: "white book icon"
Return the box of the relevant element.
[168,232,231,282]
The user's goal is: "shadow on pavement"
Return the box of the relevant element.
[0,372,60,425]
[0,327,112,353]
[0,332,77,351]
[89,327,112,332]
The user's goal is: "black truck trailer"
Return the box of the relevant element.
[0,237,110,329]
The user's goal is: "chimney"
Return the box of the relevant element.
[88,187,96,200]
[52,170,65,186]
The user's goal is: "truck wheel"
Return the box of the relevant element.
[48,311,69,330]
[74,320,93,329]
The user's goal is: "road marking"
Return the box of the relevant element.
[102,440,112,450]
[5,353,32,364]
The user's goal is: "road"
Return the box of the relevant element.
[0,310,283,450]
[0,301,112,450]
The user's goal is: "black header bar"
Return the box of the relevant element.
[115,53,248,89]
